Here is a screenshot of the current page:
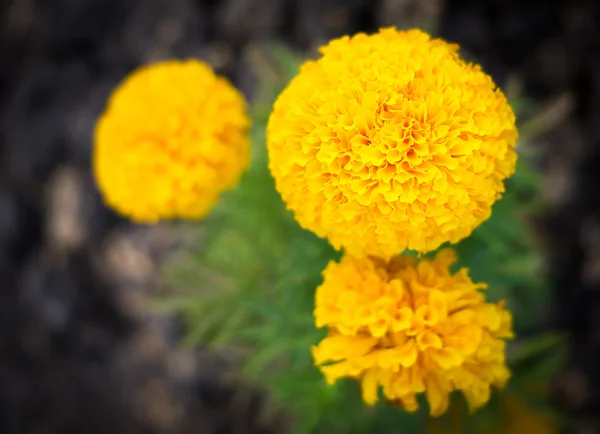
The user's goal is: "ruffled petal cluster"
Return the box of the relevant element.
[94,60,250,222]
[312,249,513,416]
[267,28,518,258]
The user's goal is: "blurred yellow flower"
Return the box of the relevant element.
[427,389,558,434]
[267,28,518,258]
[498,391,558,434]
[312,249,513,416]
[94,59,250,222]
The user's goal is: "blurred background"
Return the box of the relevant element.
[1,0,599,433]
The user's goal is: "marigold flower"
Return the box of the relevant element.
[312,249,513,416]
[94,60,250,222]
[267,28,518,258]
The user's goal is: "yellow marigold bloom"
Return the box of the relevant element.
[94,60,250,222]
[312,249,513,416]
[267,28,518,258]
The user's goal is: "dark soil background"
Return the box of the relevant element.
[0,0,599,433]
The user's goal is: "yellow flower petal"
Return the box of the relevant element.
[361,368,380,406]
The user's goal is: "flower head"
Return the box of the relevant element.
[312,249,513,416]
[94,60,250,222]
[267,28,518,258]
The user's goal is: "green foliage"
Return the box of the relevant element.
[163,44,563,433]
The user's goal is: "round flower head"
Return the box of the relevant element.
[267,28,518,258]
[94,60,250,222]
[312,249,513,416]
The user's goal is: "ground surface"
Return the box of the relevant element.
[0,0,599,433]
